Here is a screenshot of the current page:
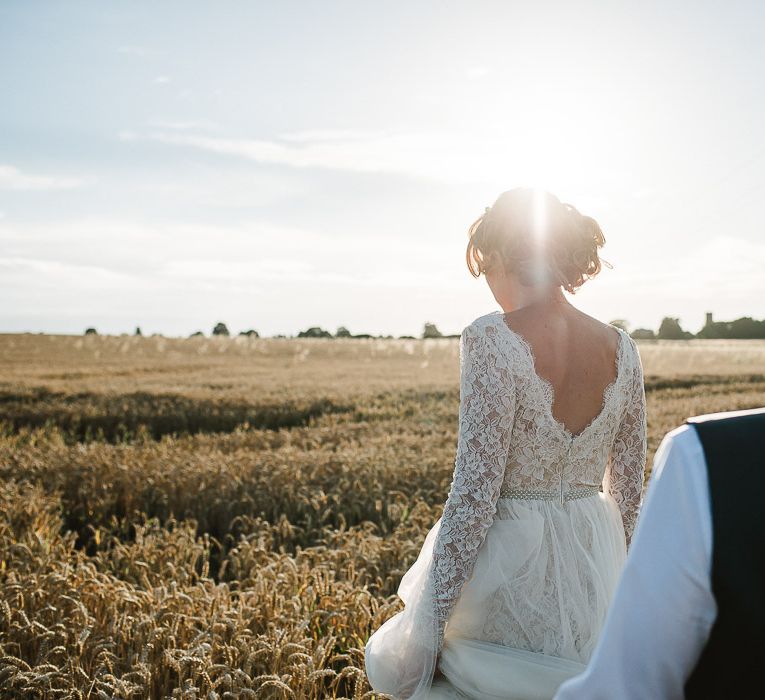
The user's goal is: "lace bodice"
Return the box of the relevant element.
[429,310,647,652]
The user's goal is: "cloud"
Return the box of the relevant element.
[153,75,171,84]
[0,218,338,280]
[162,257,315,281]
[0,164,84,191]
[672,236,765,297]
[464,66,490,80]
[0,216,458,301]
[146,119,220,131]
[574,234,765,331]
[278,129,385,143]
[0,256,138,289]
[118,124,638,192]
[599,235,765,296]
[118,128,491,183]
[117,45,156,57]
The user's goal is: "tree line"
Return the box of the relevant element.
[82,315,765,340]
[83,321,458,339]
[613,315,765,340]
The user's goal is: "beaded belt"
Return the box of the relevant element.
[499,483,600,503]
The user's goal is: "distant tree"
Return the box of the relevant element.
[696,322,725,339]
[212,322,230,336]
[728,317,765,339]
[352,333,373,339]
[698,316,765,339]
[336,326,352,337]
[609,319,630,333]
[134,326,142,336]
[84,327,98,335]
[398,335,416,340]
[631,328,656,340]
[697,316,765,339]
[658,317,691,340]
[190,330,204,337]
[238,329,260,337]
[297,326,332,338]
[422,322,443,339]
[272,333,288,338]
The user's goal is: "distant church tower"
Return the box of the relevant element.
[705,312,714,327]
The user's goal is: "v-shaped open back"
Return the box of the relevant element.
[496,313,626,441]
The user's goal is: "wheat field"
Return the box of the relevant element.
[2,334,764,699]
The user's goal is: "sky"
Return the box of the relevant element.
[1,0,764,337]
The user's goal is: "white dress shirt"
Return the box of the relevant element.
[554,423,717,700]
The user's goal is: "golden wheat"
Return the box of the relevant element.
[1,334,763,698]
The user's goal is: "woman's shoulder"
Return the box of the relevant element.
[459,311,505,341]
[564,310,639,360]
[465,310,504,330]
[581,317,643,371]
[459,312,526,370]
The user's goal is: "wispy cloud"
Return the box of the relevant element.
[117,45,156,58]
[578,234,765,330]
[0,216,457,294]
[0,256,138,288]
[278,129,385,143]
[0,164,84,191]
[146,119,220,131]
[464,66,490,80]
[0,218,335,279]
[162,257,315,281]
[118,128,484,183]
[117,125,635,191]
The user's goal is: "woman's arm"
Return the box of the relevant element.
[430,323,516,651]
[603,335,647,548]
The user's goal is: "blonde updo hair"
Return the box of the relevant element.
[466,188,608,293]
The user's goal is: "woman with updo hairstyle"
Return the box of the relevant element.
[466,188,607,293]
[366,187,648,699]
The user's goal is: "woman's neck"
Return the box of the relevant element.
[498,283,569,314]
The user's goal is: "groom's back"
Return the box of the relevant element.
[684,408,765,698]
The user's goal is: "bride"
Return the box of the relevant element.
[364,188,647,700]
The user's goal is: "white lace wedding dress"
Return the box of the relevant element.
[365,310,647,700]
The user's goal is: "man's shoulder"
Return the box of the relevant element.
[685,407,765,468]
[661,423,705,459]
[665,423,698,442]
[652,424,706,483]
[686,406,765,426]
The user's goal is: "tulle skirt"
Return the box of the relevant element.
[365,492,627,699]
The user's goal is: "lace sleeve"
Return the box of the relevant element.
[604,336,647,548]
[430,323,516,652]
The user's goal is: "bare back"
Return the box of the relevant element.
[502,303,621,438]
